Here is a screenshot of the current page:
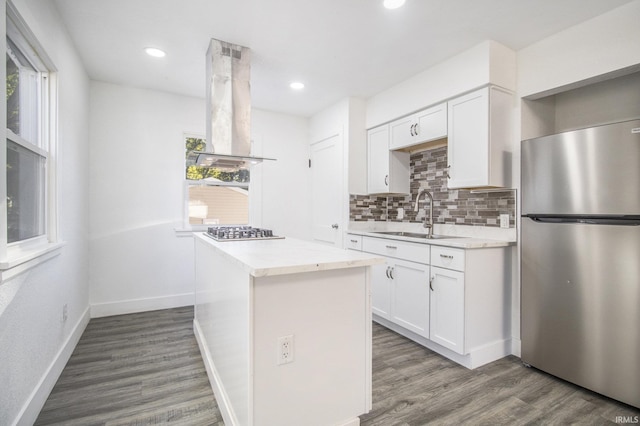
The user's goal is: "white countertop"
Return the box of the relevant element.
[349,230,514,249]
[195,233,384,277]
[347,222,516,249]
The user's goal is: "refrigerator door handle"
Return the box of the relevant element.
[523,215,640,226]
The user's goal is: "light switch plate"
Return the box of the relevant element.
[499,214,509,229]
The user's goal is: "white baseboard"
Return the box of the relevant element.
[90,293,194,318]
[511,337,522,357]
[193,319,239,426]
[337,418,361,426]
[13,306,90,426]
[467,339,513,369]
[373,315,510,370]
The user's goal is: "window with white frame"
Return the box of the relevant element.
[184,136,249,226]
[2,3,57,265]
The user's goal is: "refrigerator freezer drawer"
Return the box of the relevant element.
[521,218,640,408]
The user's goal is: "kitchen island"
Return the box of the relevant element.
[193,233,383,426]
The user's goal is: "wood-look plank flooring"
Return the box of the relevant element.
[361,323,639,425]
[36,307,639,425]
[35,306,223,426]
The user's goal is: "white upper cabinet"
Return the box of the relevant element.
[389,102,447,150]
[447,86,513,189]
[367,125,410,195]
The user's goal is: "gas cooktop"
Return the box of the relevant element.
[205,226,284,242]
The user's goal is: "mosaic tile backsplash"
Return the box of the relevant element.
[350,146,516,227]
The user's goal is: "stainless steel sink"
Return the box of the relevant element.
[372,231,462,240]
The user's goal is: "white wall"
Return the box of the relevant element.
[88,82,205,317]
[366,40,516,128]
[251,109,311,239]
[89,83,311,317]
[554,71,640,132]
[0,1,91,424]
[518,0,640,99]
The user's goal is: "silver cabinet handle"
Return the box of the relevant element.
[385,245,397,249]
[389,267,394,280]
[414,123,419,136]
[385,266,390,279]
[384,175,389,186]
[440,254,454,259]
[410,123,415,136]
[350,239,358,243]
[331,223,339,229]
[430,276,434,291]
[446,165,451,179]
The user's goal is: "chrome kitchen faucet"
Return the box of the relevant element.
[414,189,434,238]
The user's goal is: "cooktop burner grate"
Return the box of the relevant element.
[205,226,284,241]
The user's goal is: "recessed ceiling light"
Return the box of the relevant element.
[144,47,166,58]
[290,82,305,90]
[383,0,406,9]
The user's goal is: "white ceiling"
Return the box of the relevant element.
[52,0,633,117]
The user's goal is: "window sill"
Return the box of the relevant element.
[174,225,208,238]
[0,241,65,283]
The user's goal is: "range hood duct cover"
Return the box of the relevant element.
[189,38,274,170]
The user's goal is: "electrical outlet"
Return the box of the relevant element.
[277,335,294,365]
[499,214,510,229]
[62,303,68,323]
[397,207,404,220]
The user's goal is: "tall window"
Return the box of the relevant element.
[3,3,57,262]
[185,136,249,226]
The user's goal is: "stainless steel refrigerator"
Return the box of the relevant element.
[521,119,640,409]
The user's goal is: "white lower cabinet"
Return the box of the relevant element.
[361,236,430,338]
[390,259,430,338]
[370,260,392,319]
[349,233,511,369]
[429,266,464,353]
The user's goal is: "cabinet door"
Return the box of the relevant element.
[371,260,391,319]
[390,259,430,338]
[389,116,415,150]
[367,125,390,194]
[415,102,447,144]
[447,88,489,189]
[429,266,465,354]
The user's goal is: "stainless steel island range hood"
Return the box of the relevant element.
[186,39,274,172]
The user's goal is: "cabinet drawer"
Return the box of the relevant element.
[362,237,429,264]
[431,246,465,271]
[345,234,363,251]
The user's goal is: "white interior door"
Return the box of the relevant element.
[310,133,343,247]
